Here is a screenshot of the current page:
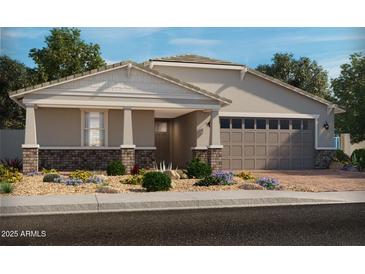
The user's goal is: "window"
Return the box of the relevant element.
[232,118,242,129]
[292,119,301,130]
[155,121,168,133]
[280,120,289,130]
[244,119,254,129]
[256,119,266,129]
[83,112,105,146]
[269,119,278,129]
[303,120,309,130]
[220,118,230,129]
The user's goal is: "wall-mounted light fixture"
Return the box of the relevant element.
[207,121,211,127]
[323,121,329,130]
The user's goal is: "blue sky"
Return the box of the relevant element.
[1,27,364,78]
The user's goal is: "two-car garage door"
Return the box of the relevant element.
[220,117,315,170]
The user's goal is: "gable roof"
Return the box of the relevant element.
[9,61,232,106]
[148,54,345,113]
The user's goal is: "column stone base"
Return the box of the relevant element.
[120,148,135,174]
[192,148,208,163]
[135,149,156,169]
[314,149,336,169]
[23,147,39,174]
[207,147,223,171]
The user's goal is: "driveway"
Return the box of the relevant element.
[252,169,365,192]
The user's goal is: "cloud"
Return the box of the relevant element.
[104,58,121,65]
[168,38,220,46]
[82,27,163,41]
[2,28,49,39]
[318,54,351,79]
[272,33,365,45]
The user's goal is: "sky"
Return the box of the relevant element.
[1,27,364,79]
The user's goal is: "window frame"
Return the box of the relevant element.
[81,109,109,147]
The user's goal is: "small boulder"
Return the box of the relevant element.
[329,161,344,170]
[342,164,359,172]
[176,170,188,179]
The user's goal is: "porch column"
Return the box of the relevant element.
[208,110,223,170]
[120,108,135,173]
[22,104,39,174]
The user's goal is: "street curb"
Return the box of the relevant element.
[0,192,348,217]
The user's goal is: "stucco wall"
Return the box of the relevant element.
[132,110,154,147]
[154,66,335,147]
[108,109,123,146]
[36,108,81,146]
[171,111,197,167]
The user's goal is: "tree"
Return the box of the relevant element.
[0,56,31,128]
[29,28,106,81]
[332,53,365,143]
[256,53,330,98]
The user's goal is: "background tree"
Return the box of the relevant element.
[332,53,365,143]
[0,56,32,128]
[256,53,330,99]
[29,28,106,81]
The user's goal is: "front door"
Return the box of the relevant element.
[155,119,171,164]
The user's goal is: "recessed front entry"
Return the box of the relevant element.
[155,119,171,164]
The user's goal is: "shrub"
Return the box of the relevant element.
[186,158,212,179]
[351,149,365,170]
[256,177,279,190]
[0,164,22,183]
[142,172,171,192]
[124,174,144,185]
[69,170,92,182]
[41,168,58,174]
[43,173,61,182]
[86,175,105,184]
[332,150,351,164]
[131,164,140,175]
[0,158,22,171]
[194,171,234,187]
[65,178,83,186]
[236,171,256,180]
[0,181,13,193]
[107,161,126,176]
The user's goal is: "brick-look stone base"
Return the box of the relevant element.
[314,149,336,169]
[23,148,39,174]
[192,149,208,163]
[39,149,120,171]
[120,148,135,174]
[135,149,156,169]
[208,148,223,170]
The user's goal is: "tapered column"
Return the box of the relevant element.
[208,110,223,170]
[22,104,39,173]
[120,108,135,173]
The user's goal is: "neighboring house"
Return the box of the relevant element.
[8,55,344,173]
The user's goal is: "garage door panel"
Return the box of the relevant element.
[244,146,255,156]
[244,132,255,143]
[256,132,266,144]
[221,132,230,143]
[244,159,255,169]
[231,145,243,156]
[221,117,315,170]
[231,132,243,143]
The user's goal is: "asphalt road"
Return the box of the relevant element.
[1,203,365,245]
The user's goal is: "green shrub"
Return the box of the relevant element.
[42,168,58,174]
[0,181,13,193]
[142,172,171,192]
[107,161,126,176]
[186,158,212,179]
[351,149,365,170]
[43,173,61,182]
[124,174,144,185]
[236,171,256,180]
[332,150,351,164]
[69,170,92,182]
[194,175,222,186]
[0,164,22,183]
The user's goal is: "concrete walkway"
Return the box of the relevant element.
[1,190,365,216]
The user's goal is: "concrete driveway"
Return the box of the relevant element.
[252,169,365,192]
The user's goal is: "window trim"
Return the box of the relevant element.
[81,109,108,147]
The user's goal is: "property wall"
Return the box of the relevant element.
[0,129,24,160]
[341,133,365,156]
[171,111,197,167]
[35,107,81,146]
[154,66,335,148]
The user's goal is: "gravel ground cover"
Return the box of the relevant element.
[2,169,365,196]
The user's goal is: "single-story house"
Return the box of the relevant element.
[9,55,344,173]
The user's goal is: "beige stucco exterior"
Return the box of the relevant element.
[154,65,336,148]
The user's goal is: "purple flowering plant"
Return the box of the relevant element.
[212,170,234,185]
[256,177,279,190]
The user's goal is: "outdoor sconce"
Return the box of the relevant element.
[207,121,211,127]
[323,121,329,130]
